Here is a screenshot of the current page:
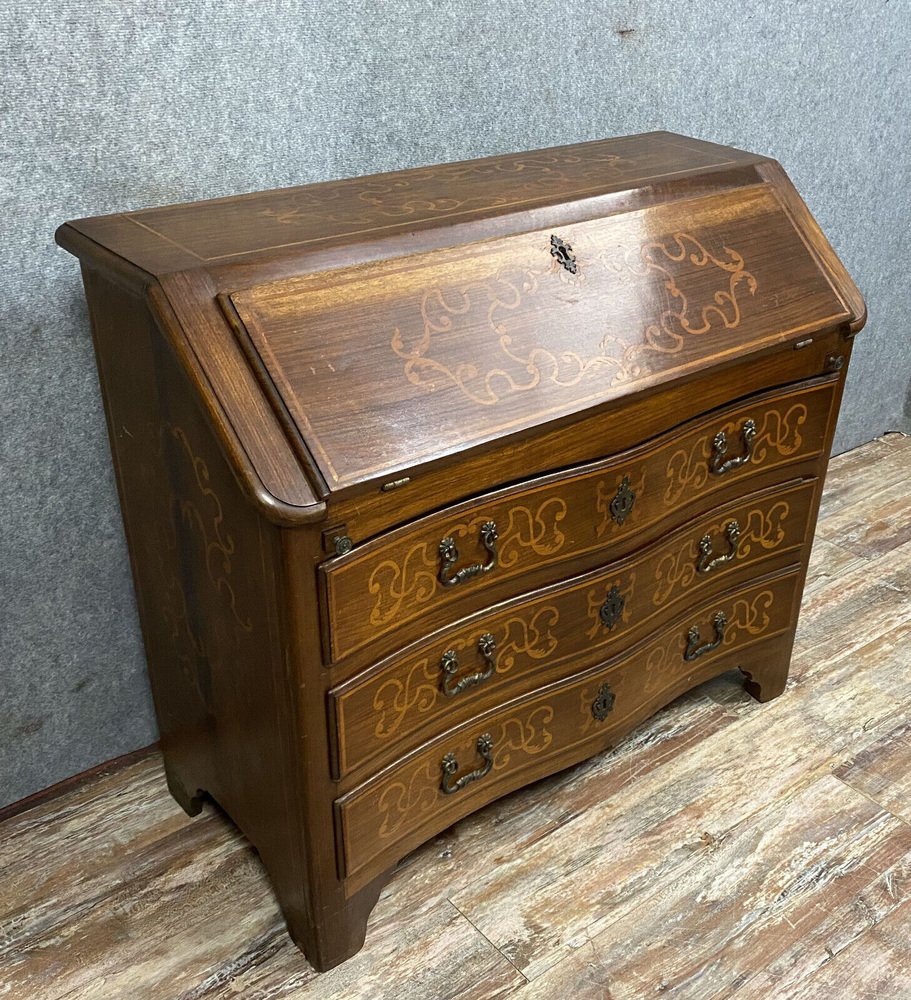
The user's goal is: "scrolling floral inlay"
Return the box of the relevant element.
[644,588,776,695]
[370,605,560,739]
[577,586,781,736]
[259,150,639,230]
[167,424,252,632]
[652,502,791,605]
[391,231,757,406]
[366,499,568,625]
[663,403,809,506]
[374,704,555,840]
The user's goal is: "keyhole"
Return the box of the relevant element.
[550,234,578,274]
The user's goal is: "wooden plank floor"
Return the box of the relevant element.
[2,434,910,1000]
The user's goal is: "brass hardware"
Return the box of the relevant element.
[439,521,499,586]
[826,354,845,372]
[381,477,412,492]
[333,535,353,556]
[610,476,636,525]
[598,585,626,631]
[696,520,741,573]
[440,734,494,794]
[794,338,813,350]
[684,611,727,661]
[549,234,578,274]
[710,419,757,475]
[591,682,616,721]
[440,633,497,697]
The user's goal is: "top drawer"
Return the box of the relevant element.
[321,376,837,665]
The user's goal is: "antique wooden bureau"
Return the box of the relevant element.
[57,132,865,970]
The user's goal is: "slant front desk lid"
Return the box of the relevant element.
[59,132,865,508]
[225,178,858,492]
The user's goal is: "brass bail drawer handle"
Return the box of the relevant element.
[696,520,741,574]
[439,520,499,587]
[440,734,494,794]
[440,633,497,697]
[684,611,727,661]
[710,418,757,475]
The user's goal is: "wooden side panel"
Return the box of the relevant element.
[80,267,311,936]
[336,568,802,891]
[330,478,817,781]
[322,377,837,665]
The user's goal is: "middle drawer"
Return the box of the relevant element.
[329,476,815,780]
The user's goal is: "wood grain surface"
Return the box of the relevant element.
[322,377,834,666]
[330,478,815,781]
[1,433,908,999]
[57,133,865,518]
[338,568,800,889]
[228,185,845,490]
[53,132,868,977]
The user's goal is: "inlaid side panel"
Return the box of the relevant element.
[322,378,836,664]
[330,478,816,779]
[81,268,310,932]
[336,569,801,890]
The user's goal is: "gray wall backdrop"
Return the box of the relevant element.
[2,0,909,806]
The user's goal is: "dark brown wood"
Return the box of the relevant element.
[56,131,865,972]
[6,436,911,999]
[228,185,846,492]
[321,377,836,666]
[329,478,817,783]
[337,567,802,891]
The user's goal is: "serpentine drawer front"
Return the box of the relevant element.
[321,376,837,666]
[336,568,802,889]
[58,131,865,971]
[329,476,817,780]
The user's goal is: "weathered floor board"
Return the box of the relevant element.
[1,434,909,1000]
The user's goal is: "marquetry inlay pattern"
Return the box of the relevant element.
[323,380,836,664]
[60,131,864,972]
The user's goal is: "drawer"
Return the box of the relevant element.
[321,377,836,664]
[335,567,802,888]
[329,477,816,779]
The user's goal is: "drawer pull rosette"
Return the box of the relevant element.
[440,633,497,697]
[696,520,741,573]
[684,610,727,661]
[710,418,757,475]
[439,521,499,587]
[440,734,494,794]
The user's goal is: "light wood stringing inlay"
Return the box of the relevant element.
[331,478,815,778]
[336,570,800,884]
[322,378,836,665]
[229,185,847,488]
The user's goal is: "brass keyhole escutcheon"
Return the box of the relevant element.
[610,476,636,525]
[591,682,616,721]
[599,585,626,631]
[550,234,578,274]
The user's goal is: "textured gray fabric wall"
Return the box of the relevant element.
[1,0,908,806]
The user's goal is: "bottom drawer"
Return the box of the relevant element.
[335,567,801,888]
